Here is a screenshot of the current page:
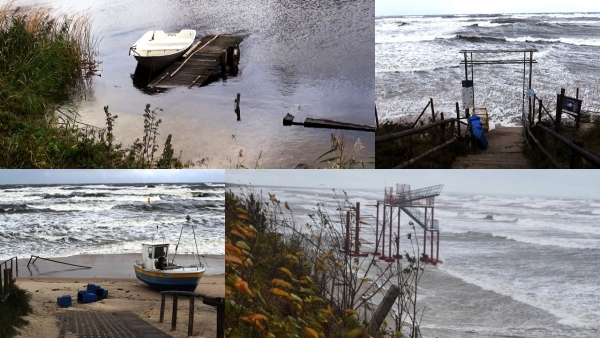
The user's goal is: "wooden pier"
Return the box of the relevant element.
[148,34,243,89]
[283,113,375,132]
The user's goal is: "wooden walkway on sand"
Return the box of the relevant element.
[57,311,172,338]
[148,34,243,89]
[452,126,533,168]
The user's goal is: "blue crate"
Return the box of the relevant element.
[57,295,71,308]
[95,288,108,300]
[86,284,101,292]
[77,290,98,303]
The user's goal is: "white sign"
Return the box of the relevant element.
[526,88,535,98]
[462,86,474,109]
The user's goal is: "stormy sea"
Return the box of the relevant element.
[376,13,600,127]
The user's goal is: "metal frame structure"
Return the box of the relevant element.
[373,184,444,265]
[459,49,538,123]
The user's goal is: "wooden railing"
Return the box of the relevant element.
[376,100,467,168]
[524,93,600,168]
[159,290,224,338]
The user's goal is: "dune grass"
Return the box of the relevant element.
[0,278,33,338]
[523,117,600,168]
[375,119,468,169]
[0,3,190,168]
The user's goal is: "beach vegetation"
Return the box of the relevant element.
[0,3,190,168]
[375,117,468,169]
[523,114,600,168]
[225,188,429,337]
[0,278,33,338]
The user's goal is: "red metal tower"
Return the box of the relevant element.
[374,184,443,265]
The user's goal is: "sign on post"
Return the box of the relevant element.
[462,80,474,109]
[560,95,582,115]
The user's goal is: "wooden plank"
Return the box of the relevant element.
[302,118,375,132]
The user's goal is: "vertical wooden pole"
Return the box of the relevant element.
[430,231,433,260]
[556,88,565,133]
[529,97,533,127]
[430,98,435,122]
[159,294,166,323]
[235,93,241,121]
[172,295,178,331]
[538,99,543,124]
[456,102,461,137]
[217,300,225,338]
[440,113,446,143]
[576,87,581,130]
[570,140,584,169]
[188,296,195,336]
[375,106,379,130]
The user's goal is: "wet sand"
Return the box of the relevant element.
[15,254,224,338]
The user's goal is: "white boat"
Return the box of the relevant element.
[129,29,196,72]
[133,216,205,292]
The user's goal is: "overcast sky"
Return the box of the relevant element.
[376,0,600,16]
[0,170,224,184]
[227,170,599,199]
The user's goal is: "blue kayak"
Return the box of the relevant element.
[469,115,488,150]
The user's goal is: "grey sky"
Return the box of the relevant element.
[227,170,599,199]
[0,170,224,184]
[376,0,600,16]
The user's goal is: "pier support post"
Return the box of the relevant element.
[188,296,195,336]
[235,93,241,121]
[171,295,178,331]
[159,294,166,323]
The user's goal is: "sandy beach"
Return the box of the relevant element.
[14,254,224,338]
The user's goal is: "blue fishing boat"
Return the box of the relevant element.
[133,216,205,292]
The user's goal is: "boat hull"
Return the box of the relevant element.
[134,47,189,72]
[134,265,204,292]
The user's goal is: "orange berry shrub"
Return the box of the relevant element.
[225,190,345,337]
[225,188,427,338]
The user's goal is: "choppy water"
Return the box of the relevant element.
[21,0,375,168]
[376,13,600,127]
[238,184,600,337]
[0,183,225,260]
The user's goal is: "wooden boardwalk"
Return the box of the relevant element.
[452,126,533,168]
[57,311,172,338]
[148,34,243,89]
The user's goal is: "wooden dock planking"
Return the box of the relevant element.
[148,34,243,89]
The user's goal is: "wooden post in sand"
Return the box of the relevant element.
[188,296,195,336]
[430,98,435,122]
[367,284,400,336]
[455,102,461,137]
[235,93,241,121]
[171,295,178,331]
[159,294,166,323]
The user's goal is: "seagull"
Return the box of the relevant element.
[231,134,236,139]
